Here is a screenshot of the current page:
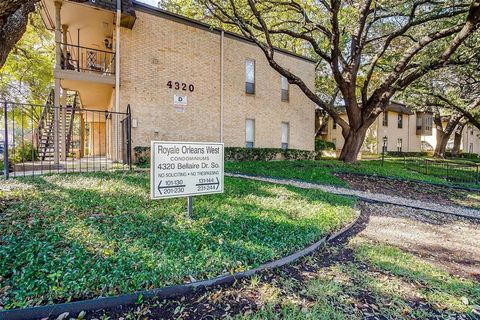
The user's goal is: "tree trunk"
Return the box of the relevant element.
[434,129,450,158]
[451,123,465,157]
[338,126,368,163]
[0,0,38,69]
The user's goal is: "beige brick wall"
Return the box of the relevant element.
[119,10,316,151]
[462,125,480,154]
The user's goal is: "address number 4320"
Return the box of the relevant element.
[167,81,194,92]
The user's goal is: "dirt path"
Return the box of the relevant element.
[83,202,480,320]
[336,173,480,209]
[357,203,480,281]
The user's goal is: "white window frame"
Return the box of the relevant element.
[281,75,289,102]
[245,59,255,94]
[245,118,255,148]
[281,122,289,149]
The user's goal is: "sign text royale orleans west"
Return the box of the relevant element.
[150,141,224,199]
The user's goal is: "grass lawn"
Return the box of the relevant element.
[0,171,356,309]
[225,158,480,189]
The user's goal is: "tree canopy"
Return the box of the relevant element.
[0,12,54,105]
[187,0,480,162]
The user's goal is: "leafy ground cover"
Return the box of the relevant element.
[225,158,480,189]
[0,172,356,309]
[85,202,480,320]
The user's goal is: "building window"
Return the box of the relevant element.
[245,59,255,94]
[245,119,255,148]
[425,115,432,131]
[332,119,337,129]
[382,111,388,126]
[397,138,402,152]
[281,122,289,150]
[471,126,474,135]
[397,113,403,129]
[332,138,337,148]
[281,75,289,101]
[470,143,474,153]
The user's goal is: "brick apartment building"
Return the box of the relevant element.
[39,0,316,165]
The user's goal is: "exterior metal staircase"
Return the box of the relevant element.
[36,90,79,160]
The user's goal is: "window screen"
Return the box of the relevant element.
[281,76,289,101]
[246,119,255,148]
[245,59,255,94]
[382,112,388,126]
[281,122,289,149]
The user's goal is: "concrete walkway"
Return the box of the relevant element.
[226,173,480,220]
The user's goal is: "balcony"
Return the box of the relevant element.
[60,43,115,75]
[55,43,116,102]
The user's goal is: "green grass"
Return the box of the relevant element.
[353,240,480,314]
[0,171,356,309]
[225,158,480,189]
[233,240,480,319]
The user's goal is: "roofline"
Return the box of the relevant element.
[132,1,317,64]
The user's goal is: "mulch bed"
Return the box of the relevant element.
[336,173,480,209]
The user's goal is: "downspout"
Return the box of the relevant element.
[407,114,410,152]
[115,0,121,160]
[220,30,224,143]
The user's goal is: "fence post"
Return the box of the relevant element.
[126,104,132,171]
[3,102,9,179]
[446,162,449,181]
[476,165,479,185]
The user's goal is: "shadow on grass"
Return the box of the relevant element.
[0,172,355,309]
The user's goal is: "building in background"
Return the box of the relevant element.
[38,0,316,168]
[320,102,434,155]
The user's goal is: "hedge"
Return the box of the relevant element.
[133,146,318,165]
[315,139,335,151]
[386,151,429,157]
[224,147,318,161]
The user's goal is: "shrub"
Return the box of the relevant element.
[386,151,429,157]
[460,153,479,159]
[315,139,335,151]
[133,146,150,166]
[11,141,38,163]
[225,147,317,162]
[133,146,318,165]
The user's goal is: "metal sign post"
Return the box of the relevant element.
[151,141,224,219]
[3,102,9,179]
[187,196,193,219]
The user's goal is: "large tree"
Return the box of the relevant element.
[199,0,480,162]
[0,0,39,69]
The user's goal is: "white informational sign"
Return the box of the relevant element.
[173,95,187,105]
[151,141,224,199]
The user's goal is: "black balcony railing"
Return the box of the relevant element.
[60,43,115,75]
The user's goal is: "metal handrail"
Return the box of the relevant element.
[59,42,116,75]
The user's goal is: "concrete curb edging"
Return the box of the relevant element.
[0,212,361,320]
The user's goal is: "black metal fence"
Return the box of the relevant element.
[1,101,131,178]
[404,157,479,184]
